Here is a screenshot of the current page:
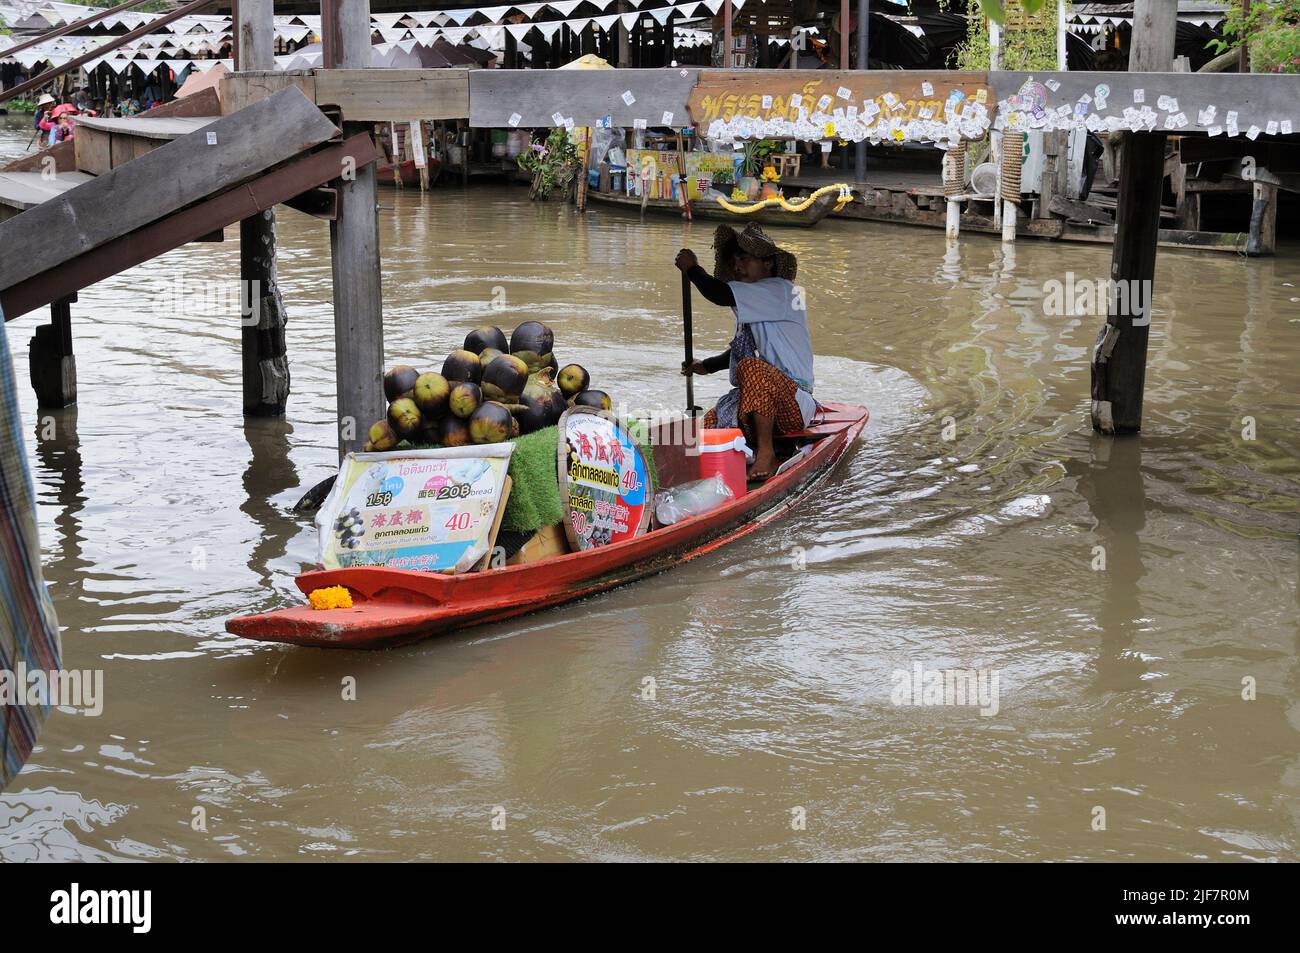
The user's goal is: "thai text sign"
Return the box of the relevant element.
[317,446,513,573]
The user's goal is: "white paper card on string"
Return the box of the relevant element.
[790,93,802,108]
[1247,124,1261,140]
[622,90,636,106]
[633,117,647,130]
[836,86,852,100]
[661,111,673,126]
[820,140,831,153]
[761,95,772,109]
[552,111,564,125]
[1208,125,1223,137]
[922,81,934,96]
[508,112,522,128]
[206,131,217,145]
[1283,120,1294,135]
[1267,120,1279,135]
[817,94,832,111]
[1133,88,1144,103]
[1045,79,1060,92]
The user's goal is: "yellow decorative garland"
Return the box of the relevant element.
[308,585,354,610]
[714,183,854,215]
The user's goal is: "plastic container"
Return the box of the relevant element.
[654,475,734,526]
[696,428,752,499]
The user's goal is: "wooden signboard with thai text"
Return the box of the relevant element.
[688,69,991,142]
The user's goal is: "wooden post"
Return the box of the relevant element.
[235,0,289,417]
[29,294,76,408]
[618,2,631,66]
[854,0,868,182]
[945,199,962,240]
[1238,0,1252,74]
[840,0,849,68]
[723,1,732,67]
[325,0,385,457]
[1247,180,1277,255]
[1090,0,1175,434]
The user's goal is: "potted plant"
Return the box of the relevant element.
[517,127,581,200]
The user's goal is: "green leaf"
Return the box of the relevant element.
[979,0,1006,24]
[1021,0,1046,14]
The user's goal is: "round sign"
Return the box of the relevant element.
[557,407,651,551]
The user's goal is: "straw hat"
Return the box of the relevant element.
[712,223,797,282]
[37,93,55,107]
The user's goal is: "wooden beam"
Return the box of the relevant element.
[314,69,470,122]
[1048,194,1114,225]
[0,86,339,294]
[690,69,988,132]
[219,70,318,115]
[0,0,220,105]
[0,134,381,321]
[470,67,698,129]
[325,0,386,459]
[0,0,158,60]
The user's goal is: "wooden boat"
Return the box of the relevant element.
[586,187,841,228]
[377,157,441,188]
[227,402,868,649]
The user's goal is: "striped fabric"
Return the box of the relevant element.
[0,306,62,790]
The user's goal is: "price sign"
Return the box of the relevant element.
[316,445,513,573]
[557,407,650,551]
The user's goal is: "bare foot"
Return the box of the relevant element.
[748,449,778,482]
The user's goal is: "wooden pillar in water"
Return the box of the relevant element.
[1090,0,1174,434]
[236,0,290,417]
[29,294,76,408]
[324,0,385,457]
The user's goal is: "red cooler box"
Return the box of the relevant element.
[697,428,752,499]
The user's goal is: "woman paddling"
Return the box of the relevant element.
[675,224,816,481]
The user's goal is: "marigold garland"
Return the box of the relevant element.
[308,586,354,610]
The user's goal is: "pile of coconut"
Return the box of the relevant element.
[365,321,611,451]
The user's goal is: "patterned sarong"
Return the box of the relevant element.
[704,325,806,437]
[0,307,62,790]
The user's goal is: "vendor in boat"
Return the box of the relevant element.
[675,224,815,481]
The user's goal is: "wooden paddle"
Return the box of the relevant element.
[681,272,701,417]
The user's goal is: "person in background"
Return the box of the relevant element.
[675,224,816,481]
[33,93,55,133]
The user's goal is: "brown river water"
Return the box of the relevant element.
[1,115,1297,861]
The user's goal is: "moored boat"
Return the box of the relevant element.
[227,402,868,649]
[586,185,847,229]
[377,157,441,188]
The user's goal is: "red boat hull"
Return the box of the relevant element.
[227,404,868,648]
